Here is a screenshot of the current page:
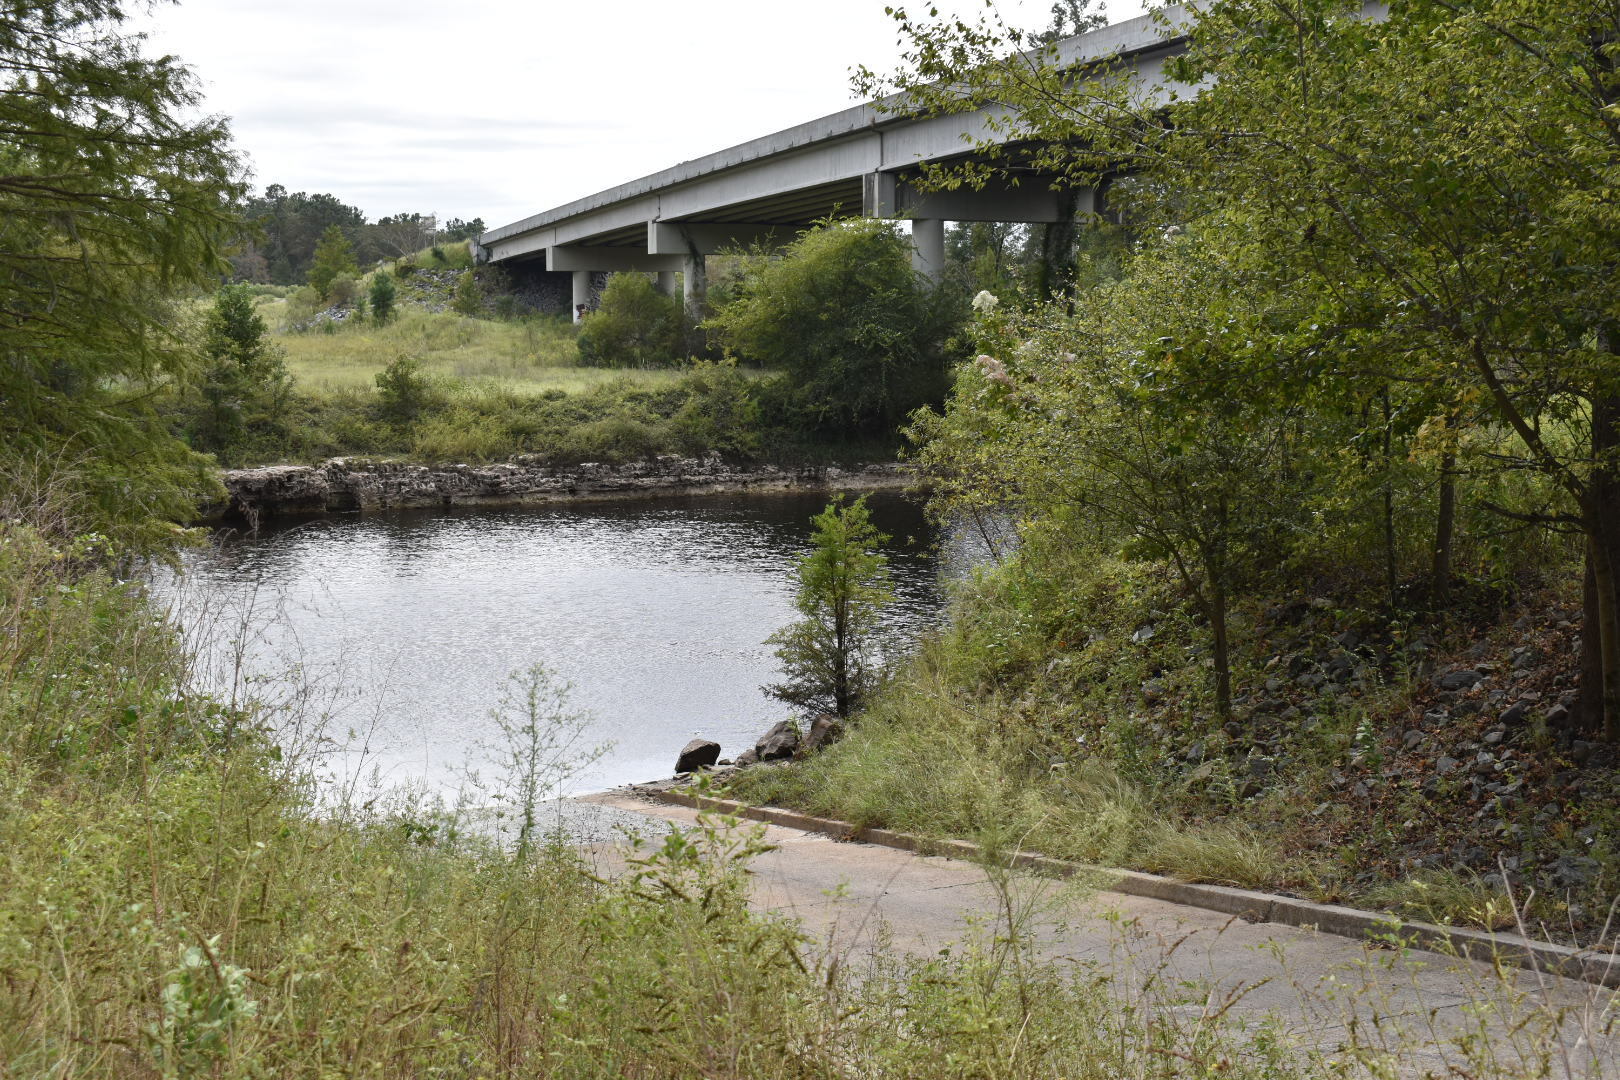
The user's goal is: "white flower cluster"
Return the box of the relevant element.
[975,354,1015,388]
[971,290,1000,313]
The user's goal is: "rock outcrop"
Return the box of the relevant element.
[216,455,911,521]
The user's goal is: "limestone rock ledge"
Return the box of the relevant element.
[215,454,911,521]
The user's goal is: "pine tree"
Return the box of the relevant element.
[765,497,895,719]
[369,270,397,324]
[308,225,358,299]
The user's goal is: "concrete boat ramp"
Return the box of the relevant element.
[572,789,1617,1077]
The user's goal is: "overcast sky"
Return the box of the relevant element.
[139,0,1150,229]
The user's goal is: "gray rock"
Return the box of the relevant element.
[756,721,801,761]
[1498,702,1528,727]
[1551,855,1600,891]
[1402,729,1425,751]
[1545,703,1573,730]
[1436,669,1485,691]
[801,714,845,755]
[1131,625,1156,644]
[1483,729,1504,745]
[674,739,721,773]
[734,748,760,768]
[1435,755,1461,776]
[1296,672,1326,690]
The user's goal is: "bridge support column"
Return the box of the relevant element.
[571,270,592,315]
[910,218,945,284]
[655,271,676,297]
[682,253,707,314]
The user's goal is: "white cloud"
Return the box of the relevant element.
[138,0,1152,226]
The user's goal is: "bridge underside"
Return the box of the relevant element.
[485,167,1100,315]
[477,6,1195,314]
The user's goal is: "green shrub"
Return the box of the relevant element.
[412,409,511,461]
[706,218,958,432]
[374,354,437,423]
[327,272,359,308]
[452,269,482,316]
[577,272,685,368]
[672,359,762,457]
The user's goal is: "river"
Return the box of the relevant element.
[156,491,966,800]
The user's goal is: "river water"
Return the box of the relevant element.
[157,491,962,798]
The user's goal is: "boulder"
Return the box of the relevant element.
[1435,669,1485,691]
[734,748,760,768]
[674,738,721,774]
[756,721,801,761]
[801,714,845,755]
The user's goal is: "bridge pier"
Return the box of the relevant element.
[909,218,946,283]
[655,271,677,297]
[571,270,592,316]
[682,253,707,314]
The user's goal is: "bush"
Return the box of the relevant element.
[706,219,958,433]
[327,272,358,308]
[577,272,685,368]
[412,409,511,461]
[672,359,761,457]
[452,269,482,316]
[374,354,437,423]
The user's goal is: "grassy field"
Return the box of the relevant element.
[264,303,694,396]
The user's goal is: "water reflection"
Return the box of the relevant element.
[157,492,958,796]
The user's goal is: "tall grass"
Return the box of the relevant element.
[275,308,591,392]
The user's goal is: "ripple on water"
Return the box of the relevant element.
[156,491,969,798]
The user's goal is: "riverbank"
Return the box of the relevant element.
[215,453,913,521]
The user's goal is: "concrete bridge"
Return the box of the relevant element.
[477,8,1196,313]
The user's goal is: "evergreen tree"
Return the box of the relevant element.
[0,0,243,550]
[191,286,290,464]
[452,269,483,316]
[308,225,358,299]
[766,497,895,719]
[369,270,397,324]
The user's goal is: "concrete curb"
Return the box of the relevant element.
[648,788,1620,989]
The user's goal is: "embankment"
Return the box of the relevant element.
[215,454,911,521]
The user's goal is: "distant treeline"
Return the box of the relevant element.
[226,185,484,285]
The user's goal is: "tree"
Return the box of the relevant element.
[442,217,486,243]
[190,285,291,464]
[707,220,956,433]
[865,0,1620,736]
[766,497,896,719]
[240,186,365,285]
[577,272,685,367]
[452,269,482,316]
[308,224,357,299]
[914,238,1310,716]
[0,0,243,551]
[369,270,397,324]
